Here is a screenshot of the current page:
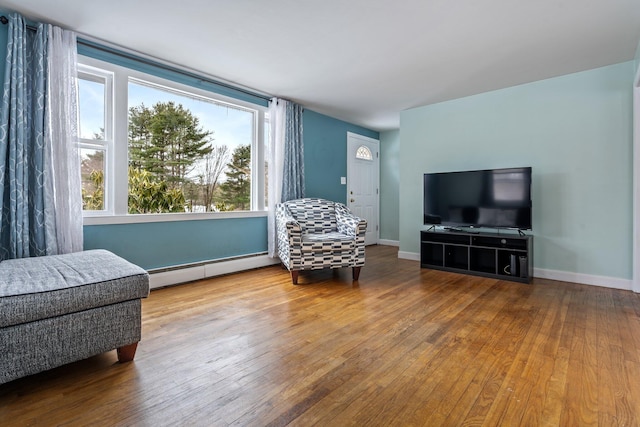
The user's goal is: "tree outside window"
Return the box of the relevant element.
[78,68,259,215]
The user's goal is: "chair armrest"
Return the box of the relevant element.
[275,203,304,268]
[335,203,367,268]
[335,204,367,237]
[276,204,301,235]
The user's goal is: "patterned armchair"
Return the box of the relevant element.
[276,198,367,284]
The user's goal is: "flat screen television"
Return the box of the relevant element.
[423,167,532,230]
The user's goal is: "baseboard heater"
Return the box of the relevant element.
[148,252,279,289]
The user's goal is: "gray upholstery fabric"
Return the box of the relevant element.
[0,299,141,384]
[0,274,149,328]
[0,250,149,384]
[0,250,149,327]
[0,249,146,296]
[0,249,149,328]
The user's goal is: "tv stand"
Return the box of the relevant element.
[443,226,480,234]
[420,229,532,283]
[443,226,463,232]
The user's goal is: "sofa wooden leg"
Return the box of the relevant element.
[117,342,138,363]
[291,270,299,285]
[353,267,361,281]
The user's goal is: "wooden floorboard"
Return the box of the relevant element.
[2,245,640,426]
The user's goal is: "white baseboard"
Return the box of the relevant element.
[398,251,420,261]
[149,254,280,289]
[378,239,399,247]
[396,251,632,291]
[149,251,634,292]
[149,266,204,289]
[533,268,632,291]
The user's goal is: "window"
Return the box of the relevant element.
[355,145,373,161]
[78,66,113,212]
[78,57,267,218]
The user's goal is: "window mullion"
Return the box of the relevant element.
[112,70,129,215]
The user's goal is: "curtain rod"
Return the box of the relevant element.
[0,15,272,103]
[0,15,38,32]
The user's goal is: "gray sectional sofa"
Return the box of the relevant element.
[0,249,150,384]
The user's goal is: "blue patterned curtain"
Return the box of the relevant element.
[267,98,304,257]
[0,13,54,260]
[281,101,304,202]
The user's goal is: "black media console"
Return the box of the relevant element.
[420,229,533,283]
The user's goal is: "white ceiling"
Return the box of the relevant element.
[1,0,639,131]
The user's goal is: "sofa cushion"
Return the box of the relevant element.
[0,250,149,328]
[301,232,355,253]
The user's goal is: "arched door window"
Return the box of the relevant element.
[355,145,373,161]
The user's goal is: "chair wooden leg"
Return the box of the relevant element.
[291,270,299,285]
[353,267,361,281]
[117,342,138,363]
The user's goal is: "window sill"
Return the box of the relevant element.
[83,210,268,226]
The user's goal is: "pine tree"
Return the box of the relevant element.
[128,101,213,187]
[220,144,251,210]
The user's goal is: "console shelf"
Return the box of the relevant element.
[420,230,533,283]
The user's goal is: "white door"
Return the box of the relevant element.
[347,132,379,246]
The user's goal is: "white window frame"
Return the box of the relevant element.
[78,64,114,216]
[79,56,268,225]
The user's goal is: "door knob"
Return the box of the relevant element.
[350,198,355,202]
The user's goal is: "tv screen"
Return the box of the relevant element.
[423,167,532,229]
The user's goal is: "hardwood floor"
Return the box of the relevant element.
[2,245,640,426]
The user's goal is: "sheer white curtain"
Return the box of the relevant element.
[45,26,83,253]
[267,98,286,257]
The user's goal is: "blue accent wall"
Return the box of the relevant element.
[81,106,378,270]
[84,217,267,270]
[83,106,378,270]
[0,12,378,270]
[303,109,379,203]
